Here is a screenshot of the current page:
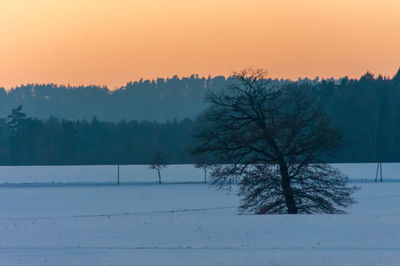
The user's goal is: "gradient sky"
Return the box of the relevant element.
[1,0,400,89]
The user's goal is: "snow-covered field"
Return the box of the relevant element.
[0,165,399,265]
[0,163,399,184]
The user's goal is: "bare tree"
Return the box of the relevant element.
[194,154,212,183]
[149,151,167,184]
[192,68,357,214]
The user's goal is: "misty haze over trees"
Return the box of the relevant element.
[0,75,231,122]
[0,69,399,165]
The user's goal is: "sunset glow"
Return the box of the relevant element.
[1,0,400,89]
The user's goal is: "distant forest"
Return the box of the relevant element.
[0,75,290,122]
[0,70,400,165]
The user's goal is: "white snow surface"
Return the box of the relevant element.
[0,163,398,184]
[0,165,398,265]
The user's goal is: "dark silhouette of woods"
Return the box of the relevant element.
[0,69,399,165]
[0,69,396,128]
[0,76,228,122]
[191,69,357,214]
[0,106,194,165]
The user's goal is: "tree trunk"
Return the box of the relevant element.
[204,169,207,183]
[157,169,161,184]
[279,162,298,214]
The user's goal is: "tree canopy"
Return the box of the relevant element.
[191,69,356,214]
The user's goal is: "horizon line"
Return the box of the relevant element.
[1,68,399,91]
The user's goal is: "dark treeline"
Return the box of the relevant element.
[309,70,400,163]
[1,106,194,165]
[0,75,289,122]
[0,69,400,165]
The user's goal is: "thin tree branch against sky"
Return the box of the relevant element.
[0,0,400,89]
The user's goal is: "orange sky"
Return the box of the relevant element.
[1,0,400,89]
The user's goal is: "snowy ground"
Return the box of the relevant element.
[0,165,398,265]
[0,163,398,184]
